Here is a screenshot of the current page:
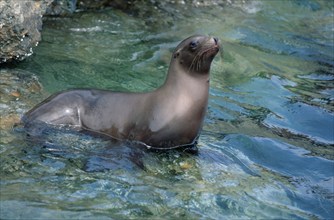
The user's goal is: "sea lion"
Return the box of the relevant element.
[23,35,220,149]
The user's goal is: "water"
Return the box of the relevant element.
[1,0,333,219]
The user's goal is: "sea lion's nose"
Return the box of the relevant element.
[213,37,218,45]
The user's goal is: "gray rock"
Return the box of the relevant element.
[0,0,53,63]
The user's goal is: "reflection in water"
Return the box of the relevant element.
[0,0,333,219]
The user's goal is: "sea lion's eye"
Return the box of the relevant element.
[189,40,198,50]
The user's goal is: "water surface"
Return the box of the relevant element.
[1,0,333,219]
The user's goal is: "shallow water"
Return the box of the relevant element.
[1,0,333,219]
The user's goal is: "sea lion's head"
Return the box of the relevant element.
[172,35,220,74]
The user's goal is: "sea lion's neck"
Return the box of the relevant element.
[159,60,210,93]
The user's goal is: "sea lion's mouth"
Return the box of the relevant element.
[189,45,220,72]
[203,42,220,60]
[208,44,220,55]
[203,37,220,57]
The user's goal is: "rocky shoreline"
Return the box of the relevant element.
[0,0,52,63]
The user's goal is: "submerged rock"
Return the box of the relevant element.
[0,0,53,64]
[0,68,43,132]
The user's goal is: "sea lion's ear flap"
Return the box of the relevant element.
[173,50,181,59]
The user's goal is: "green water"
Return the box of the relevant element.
[1,0,333,219]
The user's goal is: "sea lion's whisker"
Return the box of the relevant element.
[188,45,216,72]
[189,53,200,71]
